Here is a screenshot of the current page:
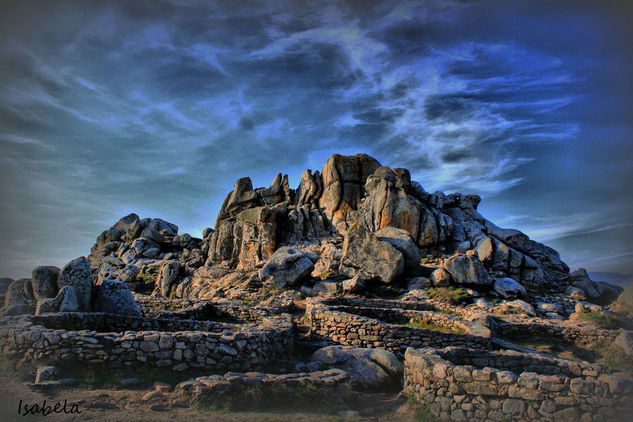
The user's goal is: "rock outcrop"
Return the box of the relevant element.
[3,153,579,303]
[259,246,314,288]
[338,224,404,284]
[92,279,141,316]
[57,257,92,311]
[130,153,574,298]
[311,345,402,390]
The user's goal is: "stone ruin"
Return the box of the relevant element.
[1,153,632,419]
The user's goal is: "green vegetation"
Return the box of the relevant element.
[134,271,157,294]
[406,394,437,422]
[601,343,633,371]
[576,312,622,329]
[408,319,466,334]
[319,270,335,280]
[136,272,156,285]
[318,270,347,281]
[413,406,437,422]
[427,287,470,305]
[0,356,37,381]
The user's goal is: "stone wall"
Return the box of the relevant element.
[177,368,350,409]
[135,297,270,322]
[498,321,620,347]
[404,347,633,422]
[306,299,494,357]
[0,312,294,373]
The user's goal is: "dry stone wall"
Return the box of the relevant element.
[404,347,633,422]
[498,321,620,347]
[306,298,494,357]
[177,368,350,409]
[0,312,293,373]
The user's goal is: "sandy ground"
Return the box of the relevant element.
[0,376,416,422]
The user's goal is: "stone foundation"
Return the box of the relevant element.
[498,321,620,347]
[0,311,294,372]
[404,347,633,422]
[306,298,493,357]
[177,368,350,409]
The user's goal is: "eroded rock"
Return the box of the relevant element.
[259,247,314,288]
[339,224,404,284]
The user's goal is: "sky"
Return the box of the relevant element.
[1,0,632,281]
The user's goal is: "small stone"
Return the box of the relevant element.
[153,382,171,392]
[171,399,188,408]
[338,410,360,419]
[35,366,57,384]
[150,404,168,412]
[142,391,163,401]
[120,378,140,387]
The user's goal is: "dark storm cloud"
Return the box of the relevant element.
[0,0,631,278]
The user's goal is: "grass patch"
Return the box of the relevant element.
[406,394,437,422]
[413,406,437,422]
[599,343,633,372]
[427,287,470,305]
[576,312,622,329]
[0,356,38,381]
[134,272,157,294]
[408,319,466,334]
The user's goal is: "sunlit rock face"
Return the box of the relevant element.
[13,152,569,303]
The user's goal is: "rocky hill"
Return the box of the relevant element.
[3,152,623,316]
[2,153,633,422]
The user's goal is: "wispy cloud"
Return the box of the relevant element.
[0,0,631,277]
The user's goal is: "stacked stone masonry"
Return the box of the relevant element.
[306,298,494,357]
[404,347,633,422]
[498,321,620,347]
[0,312,294,372]
[177,368,350,408]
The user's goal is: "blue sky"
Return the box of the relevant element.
[1,0,632,279]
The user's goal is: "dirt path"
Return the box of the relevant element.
[0,376,416,422]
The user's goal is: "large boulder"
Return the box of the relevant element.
[31,266,60,300]
[57,257,93,311]
[569,268,603,299]
[614,331,633,356]
[311,346,402,390]
[0,277,15,295]
[35,286,78,315]
[93,280,141,316]
[443,250,492,286]
[339,224,404,284]
[493,277,526,298]
[113,213,140,232]
[259,246,314,288]
[375,227,421,271]
[498,299,536,316]
[320,153,381,232]
[615,282,633,314]
[355,166,452,249]
[4,278,35,308]
[158,260,180,297]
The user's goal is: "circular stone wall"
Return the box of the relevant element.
[0,311,294,373]
[404,346,633,421]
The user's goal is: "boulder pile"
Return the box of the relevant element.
[2,153,612,315]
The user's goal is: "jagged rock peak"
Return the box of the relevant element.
[204,152,569,290]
